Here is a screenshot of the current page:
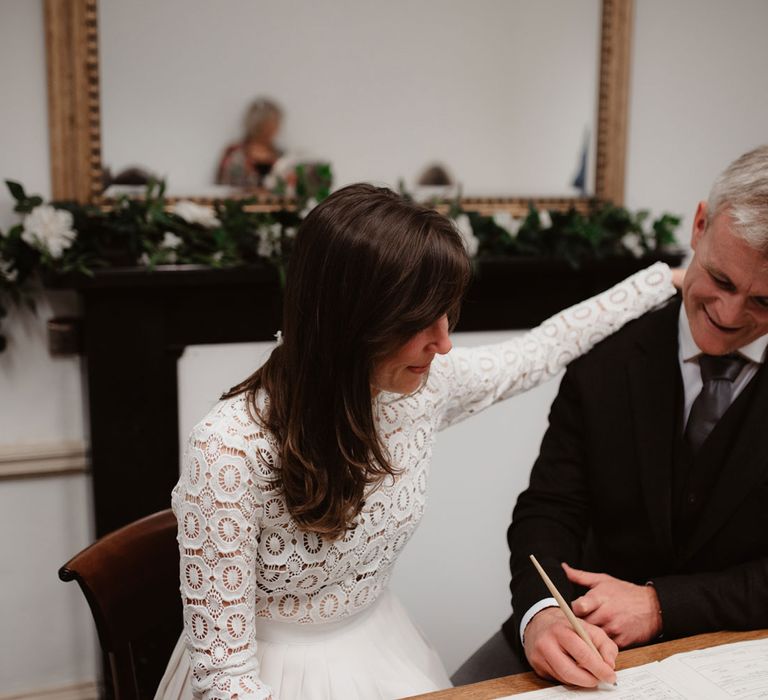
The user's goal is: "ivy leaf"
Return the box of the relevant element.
[5,180,26,202]
[653,214,682,247]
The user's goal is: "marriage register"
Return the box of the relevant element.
[503,637,768,699]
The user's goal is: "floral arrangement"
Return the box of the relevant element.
[0,176,680,352]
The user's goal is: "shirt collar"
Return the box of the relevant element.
[678,305,768,364]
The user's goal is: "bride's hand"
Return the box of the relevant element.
[671,267,686,289]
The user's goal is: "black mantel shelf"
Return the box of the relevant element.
[51,253,683,537]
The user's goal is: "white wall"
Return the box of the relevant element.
[0,0,98,695]
[626,0,768,243]
[3,0,768,694]
[0,476,96,695]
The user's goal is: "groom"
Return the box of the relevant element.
[454,145,768,687]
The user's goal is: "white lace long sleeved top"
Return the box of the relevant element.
[172,262,675,699]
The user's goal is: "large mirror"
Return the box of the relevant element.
[45,0,633,210]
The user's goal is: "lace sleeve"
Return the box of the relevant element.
[173,419,274,700]
[434,262,675,430]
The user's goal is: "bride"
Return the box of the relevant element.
[156,183,676,699]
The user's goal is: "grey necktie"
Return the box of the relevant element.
[685,354,747,452]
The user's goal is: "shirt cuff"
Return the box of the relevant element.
[519,597,558,645]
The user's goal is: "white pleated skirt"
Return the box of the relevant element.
[155,589,452,700]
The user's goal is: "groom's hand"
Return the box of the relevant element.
[564,563,663,648]
[523,607,617,687]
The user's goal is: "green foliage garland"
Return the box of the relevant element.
[466,204,680,265]
[0,178,680,353]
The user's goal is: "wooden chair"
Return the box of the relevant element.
[59,509,183,700]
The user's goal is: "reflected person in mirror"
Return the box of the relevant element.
[216,97,283,189]
[155,184,676,700]
[454,145,768,690]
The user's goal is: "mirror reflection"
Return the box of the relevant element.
[99,0,600,198]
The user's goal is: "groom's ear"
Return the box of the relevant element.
[690,201,709,250]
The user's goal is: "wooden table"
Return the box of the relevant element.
[406,629,768,699]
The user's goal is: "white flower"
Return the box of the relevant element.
[538,210,552,229]
[263,154,301,196]
[172,200,220,228]
[622,232,645,258]
[161,232,183,249]
[0,259,18,283]
[256,222,282,258]
[453,214,479,257]
[641,216,657,250]
[22,205,77,258]
[257,234,274,259]
[284,226,297,240]
[492,212,522,238]
[212,251,224,263]
[262,173,277,191]
[299,198,318,219]
[138,253,151,266]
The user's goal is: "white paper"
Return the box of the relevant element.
[658,638,768,699]
[498,638,768,700]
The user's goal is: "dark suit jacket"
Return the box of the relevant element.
[502,298,768,653]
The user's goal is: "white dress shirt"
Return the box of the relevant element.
[520,305,768,644]
[677,306,767,424]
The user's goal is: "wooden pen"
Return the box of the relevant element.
[529,554,617,685]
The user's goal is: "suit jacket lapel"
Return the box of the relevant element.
[681,362,768,562]
[627,300,682,563]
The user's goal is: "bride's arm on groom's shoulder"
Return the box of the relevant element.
[433,262,675,430]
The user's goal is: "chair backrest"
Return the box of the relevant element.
[59,509,182,700]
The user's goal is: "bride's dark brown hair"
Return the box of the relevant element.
[224,183,471,537]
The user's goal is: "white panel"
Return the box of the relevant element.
[178,341,276,461]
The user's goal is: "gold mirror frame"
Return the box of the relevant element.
[44,0,633,214]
